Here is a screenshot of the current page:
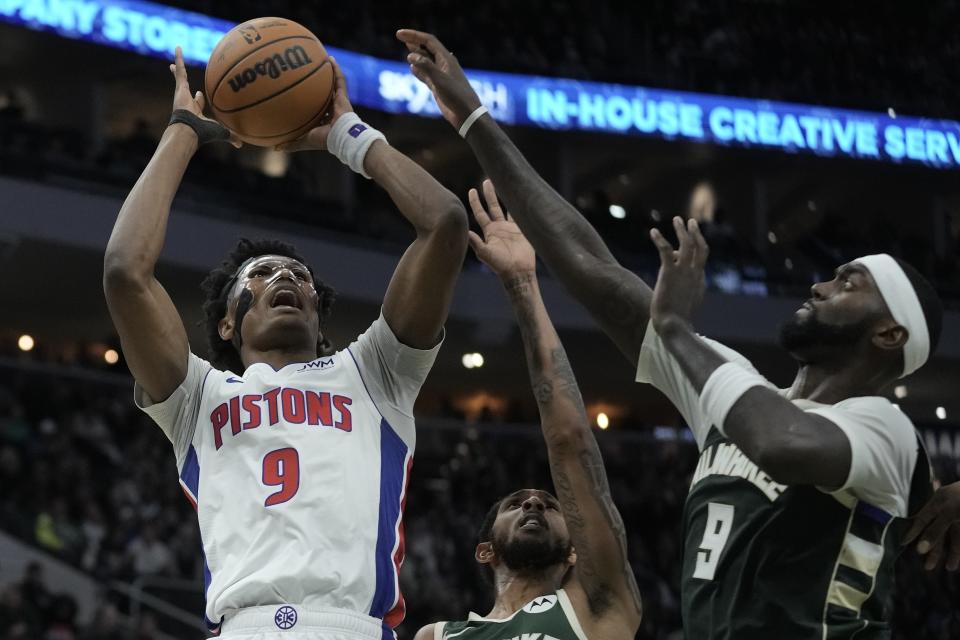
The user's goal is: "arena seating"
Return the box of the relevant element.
[1,366,957,639]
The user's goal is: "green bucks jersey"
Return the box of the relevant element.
[681,426,931,639]
[434,590,588,640]
[635,326,934,640]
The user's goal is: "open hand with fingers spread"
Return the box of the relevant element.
[649,217,710,336]
[274,57,353,152]
[168,46,240,148]
[396,29,482,131]
[904,481,960,571]
[467,179,535,280]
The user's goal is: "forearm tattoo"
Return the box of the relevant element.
[506,274,643,615]
[471,124,651,361]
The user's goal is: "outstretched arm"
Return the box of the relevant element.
[468,183,641,625]
[647,217,851,488]
[396,30,651,363]
[104,47,237,402]
[278,58,467,349]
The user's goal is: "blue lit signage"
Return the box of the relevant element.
[365,62,960,170]
[2,0,958,169]
[0,0,226,64]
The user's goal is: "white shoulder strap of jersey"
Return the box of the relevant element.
[556,589,590,640]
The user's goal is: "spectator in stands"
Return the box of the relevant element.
[134,612,161,640]
[45,593,78,640]
[0,581,39,639]
[18,562,52,619]
[126,524,173,578]
[79,602,124,640]
[79,503,106,573]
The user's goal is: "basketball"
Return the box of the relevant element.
[204,17,334,147]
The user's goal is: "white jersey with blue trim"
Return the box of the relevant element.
[135,313,440,637]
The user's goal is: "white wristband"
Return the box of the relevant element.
[699,362,767,437]
[458,106,489,138]
[326,112,386,179]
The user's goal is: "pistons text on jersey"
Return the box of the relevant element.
[211,389,354,449]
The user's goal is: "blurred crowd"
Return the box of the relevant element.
[2,2,960,310]
[0,365,958,640]
[0,561,164,640]
[166,0,960,119]
[2,95,959,311]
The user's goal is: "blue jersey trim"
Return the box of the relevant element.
[855,500,893,525]
[369,418,408,623]
[180,445,200,499]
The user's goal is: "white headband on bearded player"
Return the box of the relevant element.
[853,254,930,377]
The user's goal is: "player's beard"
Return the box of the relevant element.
[492,530,571,576]
[778,309,873,357]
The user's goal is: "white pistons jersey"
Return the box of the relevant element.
[135,314,440,638]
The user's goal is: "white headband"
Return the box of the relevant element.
[853,254,930,377]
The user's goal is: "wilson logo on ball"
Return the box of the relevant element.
[227,45,314,92]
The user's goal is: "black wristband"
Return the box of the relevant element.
[168,109,231,145]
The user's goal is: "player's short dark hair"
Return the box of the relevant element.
[200,238,337,373]
[476,496,505,587]
[892,257,943,357]
[478,497,504,545]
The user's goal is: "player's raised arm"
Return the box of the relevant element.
[395,30,651,363]
[278,58,467,349]
[467,182,642,629]
[645,217,853,487]
[103,47,238,403]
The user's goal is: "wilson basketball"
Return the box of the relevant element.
[205,17,334,147]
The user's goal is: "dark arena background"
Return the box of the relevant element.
[0,1,959,639]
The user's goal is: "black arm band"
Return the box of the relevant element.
[167,109,231,145]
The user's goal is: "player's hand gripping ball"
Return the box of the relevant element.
[168,46,240,148]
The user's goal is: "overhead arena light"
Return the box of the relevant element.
[461,352,484,369]
[17,334,34,352]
